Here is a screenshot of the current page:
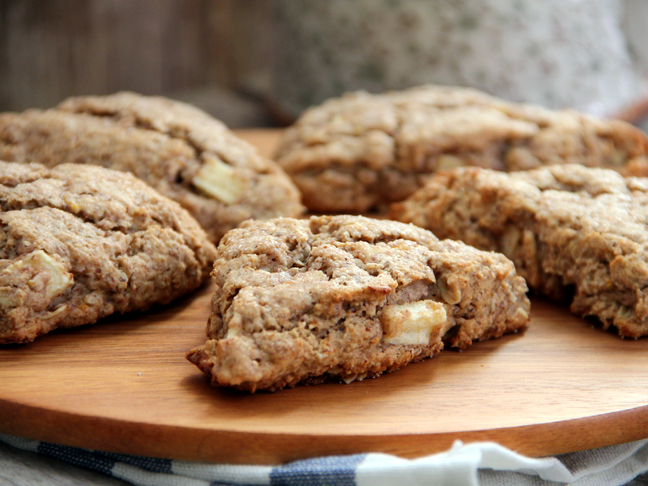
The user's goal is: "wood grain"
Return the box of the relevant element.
[1,284,648,464]
[0,1,275,113]
[1,130,648,465]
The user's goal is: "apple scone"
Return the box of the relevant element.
[187,215,529,392]
[0,92,304,242]
[391,164,648,338]
[0,162,217,344]
[275,85,648,213]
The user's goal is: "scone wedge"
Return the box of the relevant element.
[391,164,648,338]
[275,85,648,213]
[0,92,304,242]
[0,161,217,344]
[187,215,529,392]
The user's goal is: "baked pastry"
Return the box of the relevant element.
[0,92,304,243]
[187,215,529,392]
[274,85,648,213]
[0,161,217,344]
[391,164,648,338]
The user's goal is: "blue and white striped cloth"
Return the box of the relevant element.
[2,433,648,486]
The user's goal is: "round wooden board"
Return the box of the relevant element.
[1,130,648,464]
[1,282,648,464]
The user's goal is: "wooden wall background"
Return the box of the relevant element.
[0,0,277,126]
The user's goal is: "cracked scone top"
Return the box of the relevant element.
[0,91,304,243]
[186,215,530,392]
[391,164,648,338]
[275,85,648,213]
[0,161,217,344]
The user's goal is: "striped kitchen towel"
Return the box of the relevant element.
[2,433,648,486]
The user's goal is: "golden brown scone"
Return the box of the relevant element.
[391,164,648,338]
[0,92,304,243]
[187,215,529,392]
[0,161,217,344]
[275,85,648,213]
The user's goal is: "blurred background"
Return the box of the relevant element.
[2,0,648,129]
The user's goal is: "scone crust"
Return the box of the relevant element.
[391,164,648,338]
[0,91,304,242]
[275,85,648,212]
[187,215,529,392]
[0,161,217,344]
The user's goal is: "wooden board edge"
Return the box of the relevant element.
[2,398,648,464]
